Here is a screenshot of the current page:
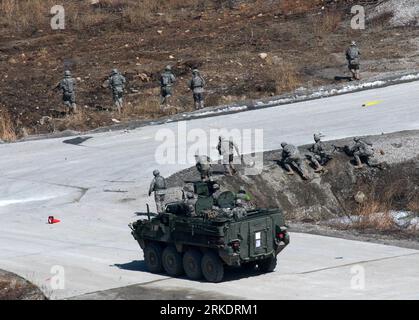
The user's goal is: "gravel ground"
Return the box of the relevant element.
[0,270,46,300]
[370,0,419,27]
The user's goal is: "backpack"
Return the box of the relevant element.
[154,176,166,190]
[62,78,74,93]
[161,73,171,86]
[347,47,359,65]
[192,76,204,88]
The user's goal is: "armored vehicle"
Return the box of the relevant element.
[130,181,289,282]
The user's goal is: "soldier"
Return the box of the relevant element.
[188,69,206,110]
[308,133,333,173]
[160,65,176,107]
[148,170,167,213]
[236,186,255,210]
[212,184,223,205]
[184,191,197,217]
[350,137,374,169]
[195,154,212,181]
[231,199,247,220]
[108,68,126,113]
[217,136,241,176]
[281,142,309,179]
[236,186,251,202]
[56,70,77,115]
[346,41,361,81]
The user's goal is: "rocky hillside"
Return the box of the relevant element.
[1,0,418,140]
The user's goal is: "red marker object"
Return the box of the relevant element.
[48,216,61,224]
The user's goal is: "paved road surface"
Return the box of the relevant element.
[0,81,418,299]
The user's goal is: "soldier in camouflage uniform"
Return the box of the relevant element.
[56,70,77,115]
[236,186,255,210]
[350,137,374,169]
[148,170,167,213]
[108,69,126,113]
[188,69,206,110]
[184,192,197,217]
[346,41,361,81]
[308,133,333,173]
[195,154,212,181]
[281,142,309,179]
[231,199,247,220]
[160,65,176,107]
[217,136,241,176]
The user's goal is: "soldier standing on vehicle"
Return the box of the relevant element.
[188,69,206,110]
[108,69,126,114]
[184,191,197,217]
[160,65,176,107]
[308,133,333,173]
[346,41,361,81]
[148,170,167,213]
[56,70,77,115]
[281,142,309,179]
[350,137,374,169]
[195,154,212,181]
[217,136,241,176]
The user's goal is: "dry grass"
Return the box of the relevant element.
[0,108,17,142]
[264,62,300,94]
[351,176,417,231]
[279,0,323,16]
[0,0,203,34]
[353,200,395,231]
[407,193,419,214]
[0,0,56,33]
[311,10,343,37]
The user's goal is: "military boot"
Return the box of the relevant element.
[284,164,294,175]
[312,159,324,173]
[354,155,363,169]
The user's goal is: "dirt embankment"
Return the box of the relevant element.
[168,130,419,243]
[1,0,418,140]
[0,270,46,300]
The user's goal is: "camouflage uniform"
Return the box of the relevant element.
[346,42,361,80]
[195,155,212,181]
[109,69,126,113]
[281,142,309,179]
[217,136,241,176]
[350,137,374,168]
[188,69,206,110]
[212,184,222,206]
[160,66,176,106]
[148,170,167,213]
[184,192,197,217]
[231,199,247,220]
[58,70,77,114]
[308,134,332,172]
[236,186,255,210]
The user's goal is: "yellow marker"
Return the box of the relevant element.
[362,100,383,107]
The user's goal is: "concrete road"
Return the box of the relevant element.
[0,81,418,299]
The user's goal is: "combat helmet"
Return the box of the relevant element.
[153,169,160,177]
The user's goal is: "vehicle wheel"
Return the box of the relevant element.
[162,246,184,277]
[258,256,277,273]
[144,242,163,273]
[183,249,203,280]
[201,252,224,283]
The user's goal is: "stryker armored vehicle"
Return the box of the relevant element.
[130,180,289,283]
